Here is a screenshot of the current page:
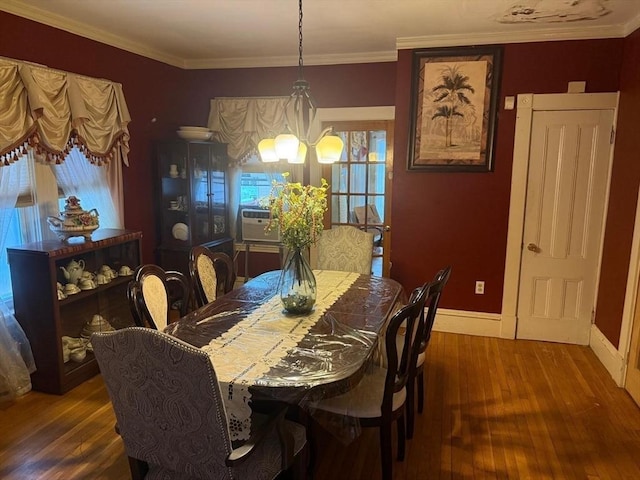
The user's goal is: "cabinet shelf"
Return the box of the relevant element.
[8,229,142,394]
[155,139,233,275]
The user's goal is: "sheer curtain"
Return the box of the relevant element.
[0,160,35,401]
[53,147,122,228]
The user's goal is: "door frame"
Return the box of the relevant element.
[501,92,619,339]
[309,106,395,275]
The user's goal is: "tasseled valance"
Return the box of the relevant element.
[0,57,131,167]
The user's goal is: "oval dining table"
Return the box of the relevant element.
[164,269,404,442]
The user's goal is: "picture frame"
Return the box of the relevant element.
[407,46,503,172]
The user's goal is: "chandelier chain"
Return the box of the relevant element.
[298,0,304,77]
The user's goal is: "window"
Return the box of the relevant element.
[0,149,120,305]
[239,171,285,207]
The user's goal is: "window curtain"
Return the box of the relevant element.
[0,160,36,401]
[0,56,130,224]
[53,147,122,228]
[207,97,290,240]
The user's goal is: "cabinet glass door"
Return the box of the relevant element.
[158,143,189,245]
[191,143,211,245]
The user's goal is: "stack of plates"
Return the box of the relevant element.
[177,126,212,141]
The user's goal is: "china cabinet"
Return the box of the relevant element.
[7,229,142,394]
[155,140,233,275]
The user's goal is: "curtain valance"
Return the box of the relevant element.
[207,97,289,166]
[0,57,131,167]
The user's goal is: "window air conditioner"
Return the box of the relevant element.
[241,208,281,243]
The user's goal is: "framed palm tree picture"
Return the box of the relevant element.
[408,46,502,172]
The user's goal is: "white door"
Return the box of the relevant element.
[626,277,640,406]
[516,109,615,344]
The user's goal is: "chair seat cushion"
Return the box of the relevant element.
[310,364,406,418]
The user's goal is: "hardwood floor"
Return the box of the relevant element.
[2,332,640,479]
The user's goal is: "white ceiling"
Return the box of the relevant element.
[3,0,640,69]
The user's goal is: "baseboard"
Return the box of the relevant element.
[433,308,503,338]
[589,324,626,386]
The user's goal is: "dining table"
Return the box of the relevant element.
[164,269,404,442]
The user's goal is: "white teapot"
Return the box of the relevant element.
[60,259,85,285]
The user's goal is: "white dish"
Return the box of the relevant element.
[172,222,189,241]
[178,126,210,132]
[177,130,212,141]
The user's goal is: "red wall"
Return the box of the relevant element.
[2,11,635,345]
[595,29,640,347]
[392,40,623,312]
[0,11,185,264]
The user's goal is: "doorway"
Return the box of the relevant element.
[502,92,618,342]
[321,120,393,277]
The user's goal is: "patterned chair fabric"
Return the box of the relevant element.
[316,226,374,275]
[92,327,307,480]
[189,247,236,308]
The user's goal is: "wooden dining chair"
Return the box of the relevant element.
[188,246,236,307]
[403,265,452,439]
[131,264,192,330]
[308,291,425,480]
[316,225,374,274]
[92,327,308,480]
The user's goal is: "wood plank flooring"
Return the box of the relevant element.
[2,332,640,479]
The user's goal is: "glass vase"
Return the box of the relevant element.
[278,247,316,314]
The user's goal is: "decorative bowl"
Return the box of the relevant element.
[176,130,212,141]
[178,126,210,132]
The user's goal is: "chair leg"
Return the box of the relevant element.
[417,371,425,413]
[406,376,415,439]
[396,414,406,461]
[379,422,393,480]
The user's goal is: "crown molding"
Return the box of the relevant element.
[624,13,640,36]
[0,0,187,68]
[184,50,398,70]
[396,23,627,50]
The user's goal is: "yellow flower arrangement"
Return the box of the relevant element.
[264,173,328,250]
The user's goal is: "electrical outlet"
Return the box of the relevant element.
[475,281,485,295]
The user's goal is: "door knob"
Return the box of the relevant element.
[384,225,391,232]
[527,243,541,253]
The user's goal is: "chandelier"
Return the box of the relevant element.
[258,0,344,164]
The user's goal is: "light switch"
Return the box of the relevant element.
[504,96,515,110]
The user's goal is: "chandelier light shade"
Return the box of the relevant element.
[259,0,344,164]
[315,133,344,164]
[257,138,279,162]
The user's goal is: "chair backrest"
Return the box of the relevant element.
[316,225,374,274]
[189,246,236,307]
[133,264,191,330]
[419,266,452,351]
[126,280,144,327]
[382,287,428,414]
[92,327,235,479]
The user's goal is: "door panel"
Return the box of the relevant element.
[626,276,640,406]
[322,120,393,276]
[517,109,614,344]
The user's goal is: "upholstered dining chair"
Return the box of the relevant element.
[316,225,374,274]
[308,290,425,480]
[93,327,308,480]
[189,246,236,308]
[130,264,192,330]
[403,266,452,439]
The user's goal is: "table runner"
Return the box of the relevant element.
[201,270,359,441]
